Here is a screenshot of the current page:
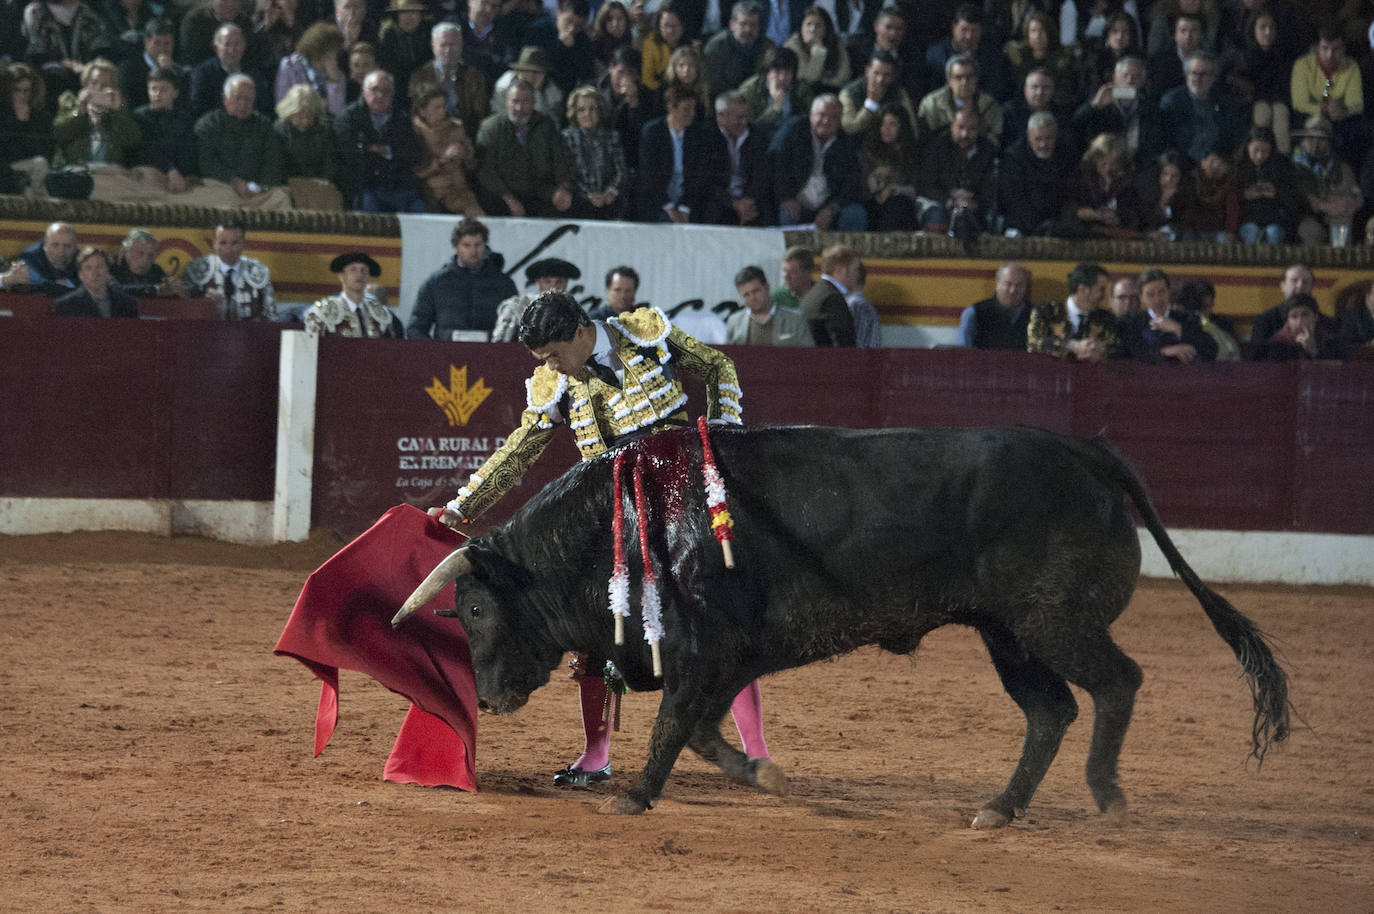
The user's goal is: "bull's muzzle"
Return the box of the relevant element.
[391,547,473,627]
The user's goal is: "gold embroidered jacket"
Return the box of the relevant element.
[1026,300,1123,359]
[452,307,743,521]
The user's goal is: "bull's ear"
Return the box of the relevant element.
[391,547,474,627]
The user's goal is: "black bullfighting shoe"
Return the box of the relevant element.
[552,764,612,788]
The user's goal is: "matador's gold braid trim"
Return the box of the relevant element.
[607,307,671,348]
[665,325,743,423]
[527,365,568,415]
[1026,300,1072,358]
[453,409,556,521]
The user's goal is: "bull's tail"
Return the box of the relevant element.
[1069,433,1292,764]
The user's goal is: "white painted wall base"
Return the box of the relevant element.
[0,498,276,545]
[1137,528,1374,586]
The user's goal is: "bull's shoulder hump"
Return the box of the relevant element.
[608,306,671,347]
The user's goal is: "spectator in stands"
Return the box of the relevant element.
[1225,9,1295,154]
[491,257,580,342]
[602,46,659,168]
[1338,280,1374,350]
[52,58,139,170]
[847,4,909,92]
[346,41,378,104]
[916,53,1003,147]
[1068,132,1139,237]
[475,78,572,216]
[527,0,595,96]
[561,86,628,220]
[1174,277,1241,361]
[704,1,772,96]
[491,46,564,127]
[275,82,343,209]
[111,228,180,297]
[1148,11,1204,96]
[839,49,918,144]
[274,20,346,114]
[708,90,770,225]
[1252,293,1346,360]
[188,23,253,119]
[376,0,430,102]
[772,245,814,310]
[330,0,377,50]
[637,82,722,222]
[959,261,1032,349]
[1003,10,1077,113]
[785,5,851,94]
[771,93,867,230]
[1160,50,1247,165]
[1109,275,1141,319]
[640,3,686,91]
[410,23,489,139]
[845,260,881,347]
[1290,24,1364,164]
[590,1,632,73]
[1001,67,1067,154]
[23,0,112,99]
[1119,267,1217,362]
[254,0,306,74]
[924,4,1013,103]
[798,243,859,346]
[412,86,482,216]
[917,105,996,234]
[1248,263,1330,343]
[195,72,291,208]
[0,63,54,195]
[179,0,253,68]
[726,264,814,345]
[1292,115,1363,246]
[738,46,813,130]
[1073,55,1160,166]
[131,67,199,197]
[5,222,80,296]
[54,246,138,317]
[334,69,425,212]
[118,18,185,111]
[1082,11,1142,91]
[1233,125,1305,244]
[183,221,277,320]
[859,102,919,231]
[1137,149,1192,241]
[585,264,639,319]
[1178,147,1239,241]
[663,44,710,114]
[407,218,518,339]
[304,252,405,337]
[1000,110,1076,237]
[1027,262,1121,361]
[1145,0,1218,59]
[461,0,508,86]
[99,0,158,63]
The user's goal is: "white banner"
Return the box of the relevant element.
[396,215,788,332]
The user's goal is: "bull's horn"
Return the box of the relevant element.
[391,547,473,627]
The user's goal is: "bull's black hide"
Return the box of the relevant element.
[420,425,1291,823]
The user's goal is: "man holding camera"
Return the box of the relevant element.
[1072,56,1161,166]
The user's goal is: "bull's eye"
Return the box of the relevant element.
[470,605,481,618]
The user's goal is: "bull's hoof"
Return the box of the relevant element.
[598,793,650,815]
[971,806,1012,829]
[1101,798,1128,827]
[751,759,788,797]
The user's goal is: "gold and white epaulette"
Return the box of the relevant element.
[525,365,567,430]
[608,307,671,348]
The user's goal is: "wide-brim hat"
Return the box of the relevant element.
[1292,115,1333,139]
[386,0,426,13]
[330,252,382,276]
[525,257,580,284]
[512,45,550,73]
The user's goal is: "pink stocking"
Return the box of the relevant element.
[730,680,770,760]
[571,674,615,771]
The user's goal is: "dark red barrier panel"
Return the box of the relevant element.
[0,321,280,500]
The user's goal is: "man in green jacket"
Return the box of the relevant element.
[474,78,573,217]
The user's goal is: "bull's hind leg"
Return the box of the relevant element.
[687,708,788,798]
[972,625,1079,829]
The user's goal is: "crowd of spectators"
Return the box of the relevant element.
[3,0,1374,243]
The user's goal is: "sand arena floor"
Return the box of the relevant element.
[1,530,1371,913]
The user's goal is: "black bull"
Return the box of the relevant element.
[395,425,1291,823]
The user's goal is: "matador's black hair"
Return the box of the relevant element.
[518,291,591,349]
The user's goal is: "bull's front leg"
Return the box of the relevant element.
[599,686,700,815]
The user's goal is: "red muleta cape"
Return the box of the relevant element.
[273,504,479,791]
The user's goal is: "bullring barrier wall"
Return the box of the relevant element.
[2,321,1370,584]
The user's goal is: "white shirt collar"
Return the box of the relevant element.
[822,273,849,296]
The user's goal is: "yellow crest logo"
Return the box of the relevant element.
[426,364,493,426]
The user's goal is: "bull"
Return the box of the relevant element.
[393,425,1290,824]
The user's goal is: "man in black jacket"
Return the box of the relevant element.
[333,70,426,212]
[769,93,867,230]
[917,105,995,232]
[999,111,1076,236]
[637,83,726,222]
[54,247,139,318]
[703,90,770,225]
[959,261,1032,349]
[407,219,519,340]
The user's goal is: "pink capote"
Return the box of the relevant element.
[274,505,479,791]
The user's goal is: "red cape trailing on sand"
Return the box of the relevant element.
[274,505,479,791]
